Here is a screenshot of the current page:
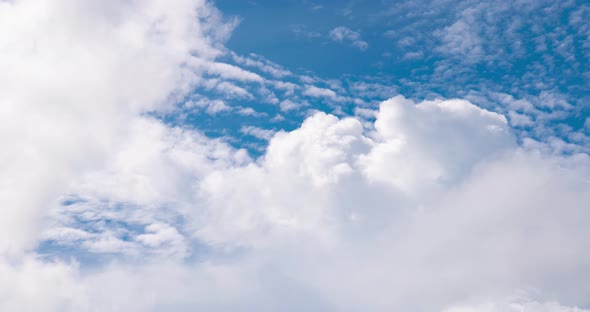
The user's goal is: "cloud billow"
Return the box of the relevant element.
[0,0,589,311]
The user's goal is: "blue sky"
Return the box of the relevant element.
[1,0,590,311]
[173,0,590,155]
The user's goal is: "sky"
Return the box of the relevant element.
[1,0,590,311]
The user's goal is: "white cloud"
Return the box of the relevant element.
[185,97,232,114]
[302,85,338,98]
[360,96,514,194]
[240,126,276,141]
[214,81,254,99]
[2,0,590,311]
[3,93,590,311]
[354,107,377,119]
[271,114,286,122]
[403,51,424,60]
[508,110,534,127]
[279,99,305,112]
[0,0,236,256]
[135,223,188,258]
[44,96,590,311]
[443,300,590,312]
[436,19,483,59]
[230,52,293,79]
[538,90,574,110]
[196,60,265,83]
[271,81,299,96]
[188,106,590,312]
[236,107,266,117]
[329,26,368,51]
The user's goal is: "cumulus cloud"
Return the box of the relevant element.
[7,81,590,311]
[0,0,238,256]
[11,96,590,310]
[329,26,368,51]
[360,96,514,194]
[2,1,590,311]
[183,98,590,311]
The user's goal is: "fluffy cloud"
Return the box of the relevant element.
[2,1,590,311]
[32,96,590,311]
[360,96,514,194]
[5,87,590,311]
[0,0,237,254]
[186,99,590,311]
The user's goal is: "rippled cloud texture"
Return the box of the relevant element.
[1,0,589,311]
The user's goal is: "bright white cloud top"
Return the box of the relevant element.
[1,0,590,311]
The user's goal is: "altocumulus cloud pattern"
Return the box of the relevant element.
[1,0,590,311]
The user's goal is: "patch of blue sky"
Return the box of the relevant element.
[37,240,113,267]
[216,0,386,76]
[207,0,590,152]
[37,238,220,269]
[38,199,195,266]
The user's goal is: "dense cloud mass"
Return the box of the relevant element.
[0,0,234,255]
[1,0,589,311]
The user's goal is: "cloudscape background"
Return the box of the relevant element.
[1,0,590,311]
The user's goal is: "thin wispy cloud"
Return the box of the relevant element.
[329,26,369,51]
